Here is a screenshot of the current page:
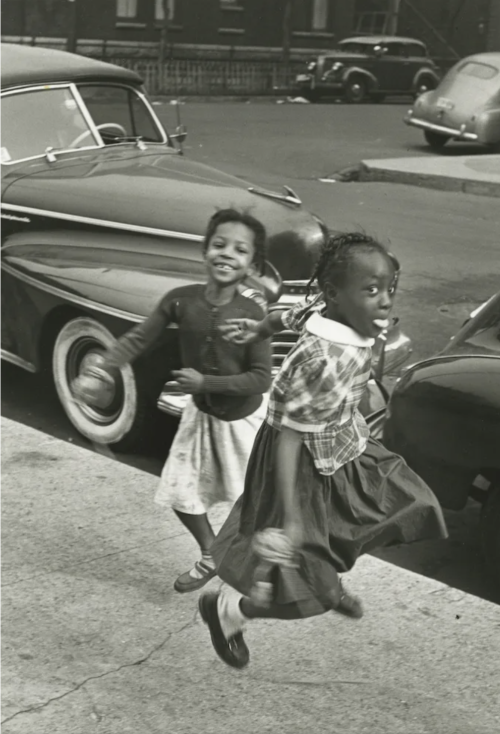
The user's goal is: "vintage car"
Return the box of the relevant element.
[1,43,412,451]
[404,52,500,150]
[383,293,500,584]
[294,35,439,103]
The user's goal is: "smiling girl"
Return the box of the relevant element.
[72,209,272,593]
[197,231,448,669]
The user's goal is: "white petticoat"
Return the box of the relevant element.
[155,396,267,515]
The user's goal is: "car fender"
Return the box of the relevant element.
[383,355,500,509]
[342,67,378,90]
[411,67,440,90]
[475,108,500,144]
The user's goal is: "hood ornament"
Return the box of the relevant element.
[248,185,302,208]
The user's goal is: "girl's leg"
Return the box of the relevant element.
[173,511,217,593]
[174,510,215,552]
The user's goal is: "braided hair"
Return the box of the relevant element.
[307,232,400,298]
[203,208,267,276]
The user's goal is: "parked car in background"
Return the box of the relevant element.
[294,36,439,103]
[404,52,500,150]
[383,292,500,585]
[1,43,327,450]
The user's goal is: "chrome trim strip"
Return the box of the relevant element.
[406,353,500,371]
[248,186,302,207]
[1,349,36,372]
[1,261,145,324]
[404,115,478,140]
[0,203,203,242]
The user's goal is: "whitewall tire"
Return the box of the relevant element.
[52,317,142,447]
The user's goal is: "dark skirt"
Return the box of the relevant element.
[211,422,448,617]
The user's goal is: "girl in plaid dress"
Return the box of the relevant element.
[197,232,448,669]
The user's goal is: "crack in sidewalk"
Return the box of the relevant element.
[1,616,196,725]
[1,529,187,588]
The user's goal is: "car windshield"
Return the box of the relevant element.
[450,295,500,356]
[1,83,164,164]
[458,61,499,80]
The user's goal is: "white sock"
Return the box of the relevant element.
[217,588,249,640]
[188,552,215,579]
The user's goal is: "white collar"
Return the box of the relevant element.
[305,312,374,347]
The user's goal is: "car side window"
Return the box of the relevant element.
[383,43,404,57]
[406,43,427,58]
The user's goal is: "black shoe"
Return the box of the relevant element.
[336,581,364,619]
[198,592,250,669]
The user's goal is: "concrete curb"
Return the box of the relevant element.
[359,155,500,198]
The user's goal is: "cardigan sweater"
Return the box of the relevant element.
[102,284,272,421]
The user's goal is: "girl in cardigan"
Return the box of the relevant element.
[197,231,447,669]
[73,209,272,593]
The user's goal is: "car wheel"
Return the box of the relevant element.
[345,76,367,103]
[414,76,437,98]
[424,130,450,150]
[480,484,500,586]
[52,317,152,451]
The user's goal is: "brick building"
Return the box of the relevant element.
[2,0,499,61]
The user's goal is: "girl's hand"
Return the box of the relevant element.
[218,318,262,345]
[71,368,114,407]
[171,368,204,394]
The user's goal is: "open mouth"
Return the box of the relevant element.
[373,318,390,329]
[214,263,236,272]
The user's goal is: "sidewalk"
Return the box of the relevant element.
[2,417,500,734]
[359,153,500,198]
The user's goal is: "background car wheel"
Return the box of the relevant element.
[414,77,437,98]
[52,317,153,451]
[345,76,367,103]
[480,484,500,586]
[424,130,450,150]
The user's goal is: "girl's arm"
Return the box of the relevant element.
[218,308,287,345]
[202,337,272,396]
[275,426,303,548]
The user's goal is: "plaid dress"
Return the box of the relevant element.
[211,309,448,617]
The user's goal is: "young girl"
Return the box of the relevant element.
[72,209,272,593]
[198,231,448,669]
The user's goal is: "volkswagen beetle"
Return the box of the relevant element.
[383,292,500,585]
[294,36,439,103]
[404,52,500,150]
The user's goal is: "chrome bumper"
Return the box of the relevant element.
[404,112,478,141]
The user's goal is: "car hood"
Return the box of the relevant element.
[2,146,324,280]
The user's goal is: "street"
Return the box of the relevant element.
[2,102,499,605]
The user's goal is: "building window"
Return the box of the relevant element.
[312,0,329,31]
[155,0,175,20]
[355,11,389,34]
[116,0,137,18]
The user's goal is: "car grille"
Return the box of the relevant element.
[269,280,314,374]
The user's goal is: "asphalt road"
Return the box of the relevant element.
[2,102,499,605]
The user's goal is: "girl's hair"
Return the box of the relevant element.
[307,231,400,296]
[203,208,267,275]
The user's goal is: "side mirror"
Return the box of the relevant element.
[170,123,187,143]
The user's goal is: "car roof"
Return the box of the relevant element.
[340,36,426,46]
[1,43,143,89]
[457,51,500,66]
